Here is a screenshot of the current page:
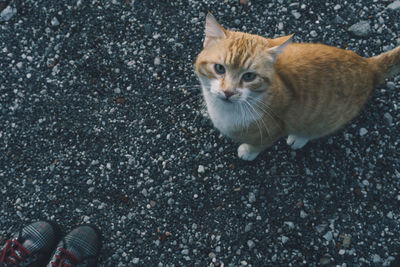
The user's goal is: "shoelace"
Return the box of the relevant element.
[0,239,32,266]
[51,247,83,267]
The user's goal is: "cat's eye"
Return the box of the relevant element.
[242,72,257,82]
[214,64,225,75]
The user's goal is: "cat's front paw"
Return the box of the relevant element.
[237,144,260,161]
[286,135,309,150]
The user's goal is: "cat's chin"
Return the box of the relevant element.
[218,97,233,103]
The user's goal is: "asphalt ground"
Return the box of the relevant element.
[0,0,400,266]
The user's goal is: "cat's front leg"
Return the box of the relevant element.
[237,143,267,161]
[237,129,282,161]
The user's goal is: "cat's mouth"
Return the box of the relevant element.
[217,95,235,103]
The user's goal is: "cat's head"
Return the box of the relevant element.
[195,13,292,104]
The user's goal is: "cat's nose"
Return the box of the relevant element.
[224,91,235,99]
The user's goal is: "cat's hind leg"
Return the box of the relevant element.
[237,143,266,161]
[286,135,309,150]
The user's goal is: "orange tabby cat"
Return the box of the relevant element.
[195,14,400,161]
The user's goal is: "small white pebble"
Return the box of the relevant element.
[323,231,333,241]
[387,211,393,219]
[248,192,256,203]
[359,128,368,136]
[198,165,205,173]
[51,17,60,26]
[310,30,318,37]
[334,4,341,10]
[284,221,295,229]
[373,254,382,263]
[300,210,308,218]
[247,240,255,249]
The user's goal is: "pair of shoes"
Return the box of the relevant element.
[0,221,102,267]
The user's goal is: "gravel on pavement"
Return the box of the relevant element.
[1,0,399,266]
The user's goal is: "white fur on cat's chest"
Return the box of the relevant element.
[205,97,239,136]
[203,91,258,138]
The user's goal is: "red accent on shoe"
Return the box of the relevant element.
[0,239,32,265]
[51,247,83,267]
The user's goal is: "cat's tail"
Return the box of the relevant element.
[367,46,400,87]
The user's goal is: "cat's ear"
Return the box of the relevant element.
[269,34,293,47]
[267,34,294,62]
[204,13,226,48]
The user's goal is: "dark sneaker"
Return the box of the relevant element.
[0,221,62,267]
[48,224,102,267]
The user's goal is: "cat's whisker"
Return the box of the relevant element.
[242,103,251,134]
[174,83,201,87]
[246,96,275,114]
[236,103,241,127]
[243,100,264,144]
[176,94,203,109]
[238,103,243,135]
[258,105,282,133]
[246,96,282,132]
[251,106,270,137]
[177,97,202,109]
[248,100,272,139]
[173,87,202,95]
[247,95,281,120]
[252,102,277,129]
[240,102,250,136]
[239,103,247,136]
[259,114,271,139]
[173,84,202,90]
[193,101,207,123]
